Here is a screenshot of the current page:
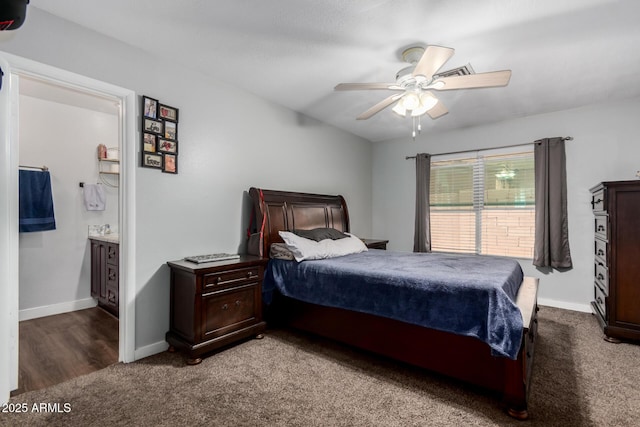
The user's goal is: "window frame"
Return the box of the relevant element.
[429,147,535,259]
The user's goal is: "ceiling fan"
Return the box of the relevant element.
[334,45,512,138]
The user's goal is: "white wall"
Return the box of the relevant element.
[372,97,640,311]
[18,92,118,314]
[0,8,373,352]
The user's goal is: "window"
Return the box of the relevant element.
[429,151,535,258]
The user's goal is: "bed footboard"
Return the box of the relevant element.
[269,276,539,420]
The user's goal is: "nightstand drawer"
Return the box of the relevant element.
[204,267,260,291]
[202,284,257,339]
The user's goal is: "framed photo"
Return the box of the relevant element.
[159,104,179,122]
[142,152,163,169]
[143,118,163,135]
[158,138,177,153]
[143,133,157,152]
[163,153,178,174]
[143,96,158,119]
[164,121,177,140]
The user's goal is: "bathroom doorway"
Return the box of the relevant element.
[0,52,137,400]
[14,75,120,394]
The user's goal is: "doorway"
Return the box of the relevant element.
[14,75,120,394]
[0,51,137,402]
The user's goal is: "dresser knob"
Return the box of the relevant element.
[597,249,604,256]
[246,271,254,278]
[235,300,241,306]
[215,277,221,284]
[222,304,228,310]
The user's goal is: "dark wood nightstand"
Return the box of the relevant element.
[166,255,267,365]
[361,238,389,250]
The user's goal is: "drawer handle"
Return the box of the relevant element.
[598,262,604,267]
[597,249,604,256]
[222,304,228,310]
[591,198,602,207]
[597,296,603,305]
[597,225,605,231]
[597,273,605,281]
[235,300,241,306]
[246,271,255,278]
[215,277,221,284]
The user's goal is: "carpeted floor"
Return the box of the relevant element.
[3,306,639,426]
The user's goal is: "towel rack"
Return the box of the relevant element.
[19,164,49,171]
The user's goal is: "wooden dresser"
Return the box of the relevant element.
[166,255,267,364]
[590,181,640,343]
[90,238,119,317]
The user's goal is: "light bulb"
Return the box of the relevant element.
[410,92,438,117]
[392,101,407,117]
[402,92,420,110]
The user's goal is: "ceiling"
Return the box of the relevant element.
[29,0,640,142]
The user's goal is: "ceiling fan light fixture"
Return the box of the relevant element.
[401,92,421,110]
[391,101,407,117]
[410,92,438,117]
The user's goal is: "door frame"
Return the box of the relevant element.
[0,51,137,403]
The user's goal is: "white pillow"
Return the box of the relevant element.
[279,231,368,262]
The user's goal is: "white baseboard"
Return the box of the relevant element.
[134,340,169,361]
[538,297,591,313]
[19,298,98,321]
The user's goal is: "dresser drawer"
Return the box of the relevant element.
[594,238,607,261]
[203,266,260,291]
[594,260,609,294]
[201,284,257,340]
[591,189,605,212]
[594,282,607,319]
[106,243,119,265]
[594,215,608,240]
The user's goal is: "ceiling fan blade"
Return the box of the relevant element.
[427,99,448,119]
[335,82,401,91]
[430,70,512,90]
[356,94,404,120]
[412,46,455,78]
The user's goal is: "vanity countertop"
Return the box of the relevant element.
[89,233,119,244]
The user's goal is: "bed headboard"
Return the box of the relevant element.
[249,187,350,257]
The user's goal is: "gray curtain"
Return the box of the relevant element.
[413,153,431,253]
[533,138,572,268]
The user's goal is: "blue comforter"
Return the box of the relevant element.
[264,250,524,359]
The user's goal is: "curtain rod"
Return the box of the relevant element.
[19,164,49,171]
[405,136,573,160]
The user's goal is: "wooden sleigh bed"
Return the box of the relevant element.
[249,187,539,420]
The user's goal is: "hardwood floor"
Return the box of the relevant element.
[11,307,118,396]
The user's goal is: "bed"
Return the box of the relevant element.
[249,187,538,420]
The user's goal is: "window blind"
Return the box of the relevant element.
[430,151,535,258]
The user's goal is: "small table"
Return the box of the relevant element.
[361,238,389,250]
[166,255,267,365]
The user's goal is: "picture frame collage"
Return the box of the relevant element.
[142,95,179,174]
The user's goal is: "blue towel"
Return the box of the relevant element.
[19,170,56,232]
